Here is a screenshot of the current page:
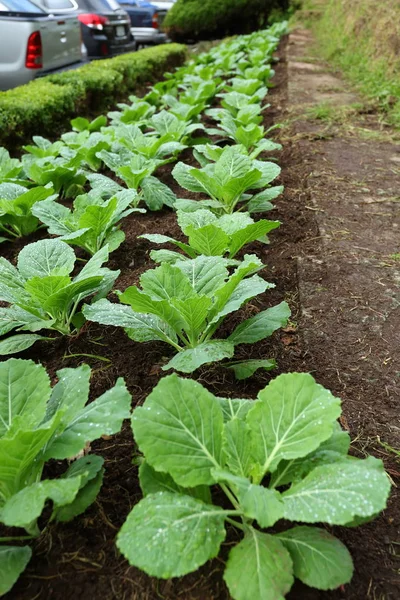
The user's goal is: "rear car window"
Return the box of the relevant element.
[43,0,77,9]
[76,0,121,12]
[0,0,45,11]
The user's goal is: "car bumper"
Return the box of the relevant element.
[83,32,136,59]
[130,27,167,45]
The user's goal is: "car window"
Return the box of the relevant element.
[44,0,76,9]
[0,0,45,11]
[76,0,121,11]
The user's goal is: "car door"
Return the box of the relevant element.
[39,0,81,69]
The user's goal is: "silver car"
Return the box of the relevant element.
[0,0,82,90]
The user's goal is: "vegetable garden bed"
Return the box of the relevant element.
[0,23,395,600]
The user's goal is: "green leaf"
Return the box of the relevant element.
[83,299,176,344]
[117,492,226,578]
[228,302,290,344]
[224,529,293,600]
[226,359,276,380]
[186,224,230,256]
[43,364,91,425]
[246,373,342,477]
[139,461,211,504]
[0,334,46,356]
[0,359,50,437]
[171,295,212,340]
[54,455,104,522]
[248,187,283,213]
[25,276,71,306]
[175,255,228,296]
[228,219,280,258]
[141,176,176,210]
[45,378,131,460]
[138,263,195,302]
[277,526,354,590]
[282,456,391,525]
[163,340,235,373]
[0,546,32,596]
[0,477,82,529]
[239,484,284,528]
[172,161,208,193]
[216,397,254,422]
[132,374,224,486]
[223,418,255,478]
[270,423,351,488]
[17,239,75,279]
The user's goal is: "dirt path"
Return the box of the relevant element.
[284,28,400,600]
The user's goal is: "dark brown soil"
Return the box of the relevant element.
[2,31,400,600]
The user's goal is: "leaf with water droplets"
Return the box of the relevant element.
[44,378,131,460]
[117,492,226,578]
[246,373,341,478]
[17,238,75,279]
[277,526,353,590]
[132,374,224,487]
[282,456,390,525]
[224,528,293,600]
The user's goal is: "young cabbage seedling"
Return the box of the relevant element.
[33,190,140,256]
[83,254,290,375]
[0,183,56,242]
[0,239,119,355]
[0,359,131,596]
[172,145,282,214]
[118,373,391,600]
[140,208,280,263]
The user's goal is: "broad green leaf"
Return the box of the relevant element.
[150,249,187,264]
[170,295,212,340]
[0,477,82,529]
[83,300,176,344]
[0,359,50,437]
[0,259,28,304]
[226,359,276,380]
[138,263,195,302]
[186,224,230,256]
[282,456,390,525]
[224,529,293,600]
[246,373,341,477]
[25,276,71,306]
[132,374,224,486]
[45,378,131,460]
[0,334,46,356]
[141,176,176,210]
[163,340,235,373]
[228,302,290,344]
[248,187,283,213]
[0,416,62,506]
[0,546,32,596]
[139,461,211,504]
[43,276,106,316]
[177,208,217,232]
[17,239,75,279]
[175,255,228,296]
[239,484,284,528]
[228,220,280,257]
[117,492,226,578]
[43,364,91,425]
[216,397,254,422]
[172,162,206,192]
[105,228,125,253]
[270,423,351,488]
[277,526,353,590]
[117,288,185,333]
[79,196,117,236]
[54,455,104,522]
[212,274,272,323]
[223,418,254,478]
[254,161,281,187]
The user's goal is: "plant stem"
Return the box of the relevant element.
[220,483,240,510]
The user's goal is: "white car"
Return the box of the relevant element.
[0,0,82,90]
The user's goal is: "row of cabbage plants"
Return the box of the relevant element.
[0,22,391,599]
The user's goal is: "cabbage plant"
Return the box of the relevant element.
[0,359,131,595]
[0,239,118,355]
[83,254,290,375]
[0,183,56,242]
[117,373,390,600]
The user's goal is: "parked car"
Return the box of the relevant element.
[0,0,82,90]
[33,0,136,58]
[119,0,167,47]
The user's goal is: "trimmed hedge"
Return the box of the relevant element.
[0,43,186,149]
[164,0,289,42]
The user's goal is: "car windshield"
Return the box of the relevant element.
[77,0,121,11]
[0,0,44,11]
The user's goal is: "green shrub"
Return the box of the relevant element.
[164,0,289,42]
[0,44,186,150]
